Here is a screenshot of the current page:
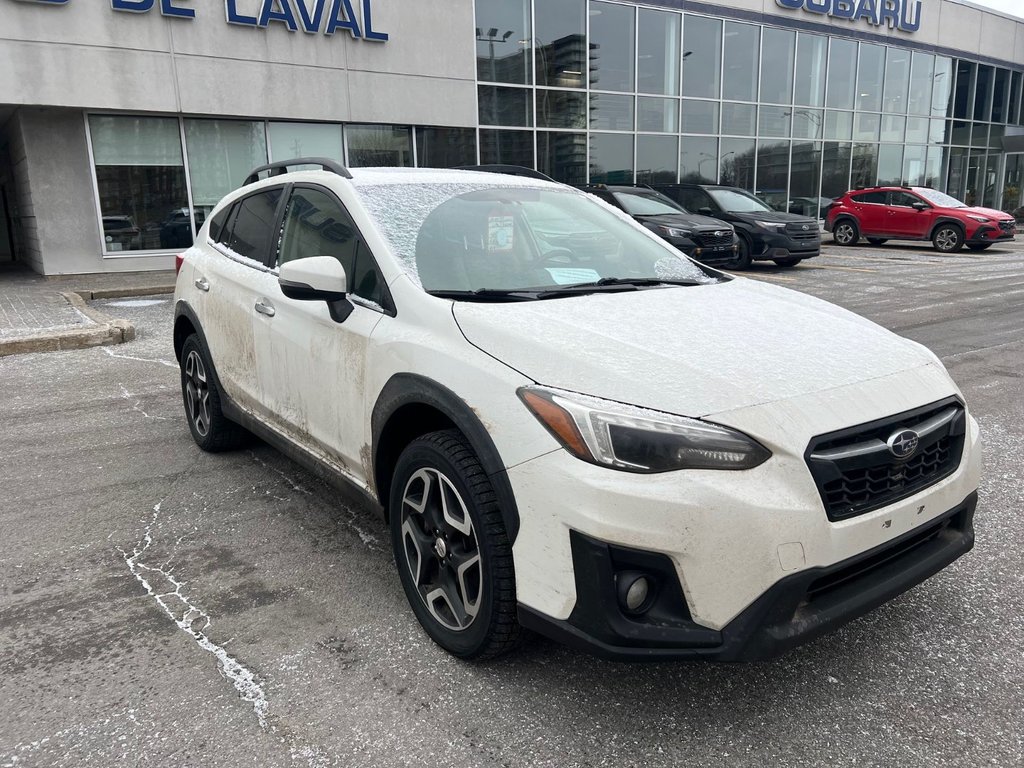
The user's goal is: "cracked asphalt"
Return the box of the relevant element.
[1,241,1023,767]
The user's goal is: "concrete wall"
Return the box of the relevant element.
[0,0,478,127]
[0,113,43,273]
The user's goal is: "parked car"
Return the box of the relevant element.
[174,159,980,662]
[102,215,141,251]
[579,184,739,268]
[652,183,820,268]
[160,208,205,250]
[826,186,1017,253]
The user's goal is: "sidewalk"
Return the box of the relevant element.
[0,264,176,357]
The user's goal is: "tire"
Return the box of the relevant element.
[772,257,802,267]
[866,238,888,246]
[726,233,754,270]
[390,430,520,660]
[832,218,859,246]
[967,243,992,251]
[180,335,248,452]
[932,224,964,253]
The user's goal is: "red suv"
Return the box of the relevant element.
[825,186,1016,253]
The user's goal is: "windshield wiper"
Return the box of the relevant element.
[534,277,707,298]
[427,288,540,302]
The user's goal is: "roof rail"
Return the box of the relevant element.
[455,164,556,182]
[244,157,353,186]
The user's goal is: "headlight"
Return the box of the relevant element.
[966,215,990,223]
[754,220,786,231]
[518,387,771,473]
[658,225,693,238]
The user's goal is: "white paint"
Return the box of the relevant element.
[102,346,178,368]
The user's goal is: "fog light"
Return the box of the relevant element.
[693,247,703,256]
[617,571,654,614]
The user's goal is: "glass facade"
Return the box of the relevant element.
[474,0,1024,219]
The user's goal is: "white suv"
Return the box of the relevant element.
[173,158,980,661]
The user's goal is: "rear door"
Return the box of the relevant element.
[252,184,388,480]
[848,190,888,235]
[197,186,286,413]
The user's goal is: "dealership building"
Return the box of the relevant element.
[1,0,1023,274]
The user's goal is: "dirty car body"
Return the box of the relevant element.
[172,163,979,662]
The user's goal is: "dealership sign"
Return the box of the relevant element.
[9,0,389,40]
[775,0,922,33]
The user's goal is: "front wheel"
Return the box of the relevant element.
[772,257,802,267]
[932,224,964,253]
[832,219,859,246]
[390,430,520,660]
[967,243,992,251]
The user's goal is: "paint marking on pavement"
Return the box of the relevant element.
[805,264,878,273]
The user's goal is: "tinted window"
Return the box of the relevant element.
[675,187,713,211]
[278,188,385,305]
[223,189,283,262]
[612,191,684,216]
[209,205,233,243]
[888,191,922,207]
[851,191,886,204]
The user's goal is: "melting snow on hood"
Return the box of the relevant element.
[453,277,938,417]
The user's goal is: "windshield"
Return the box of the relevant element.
[355,183,715,296]
[611,191,687,216]
[913,188,966,208]
[707,188,773,213]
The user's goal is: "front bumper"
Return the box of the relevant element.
[967,224,1015,244]
[751,230,821,260]
[519,492,975,661]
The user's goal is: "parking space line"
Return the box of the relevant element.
[806,264,878,273]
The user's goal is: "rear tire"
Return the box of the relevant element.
[390,430,520,660]
[833,219,859,246]
[867,238,887,246]
[180,335,248,452]
[932,224,964,253]
[967,243,992,251]
[772,257,802,267]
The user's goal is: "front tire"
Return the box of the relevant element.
[967,243,992,251]
[180,335,248,452]
[390,430,520,660]
[932,224,964,253]
[832,219,859,246]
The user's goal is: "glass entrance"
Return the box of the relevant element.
[1001,153,1023,220]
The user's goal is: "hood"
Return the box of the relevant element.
[727,210,817,225]
[959,206,1015,220]
[453,279,935,417]
[635,213,733,230]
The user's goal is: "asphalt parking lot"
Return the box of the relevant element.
[2,240,1023,767]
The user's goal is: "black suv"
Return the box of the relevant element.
[652,184,820,268]
[580,185,739,268]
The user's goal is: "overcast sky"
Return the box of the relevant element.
[968,0,1024,20]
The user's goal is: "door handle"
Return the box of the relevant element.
[254,299,276,317]
[194,277,210,292]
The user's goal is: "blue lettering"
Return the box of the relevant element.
[878,0,899,29]
[774,0,804,8]
[831,0,856,19]
[111,0,154,12]
[259,0,298,30]
[362,0,388,41]
[325,0,361,37]
[225,0,258,25]
[900,0,922,31]
[161,0,195,18]
[293,0,327,33]
[805,0,829,14]
[854,0,879,25]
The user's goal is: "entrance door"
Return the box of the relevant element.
[1001,154,1023,216]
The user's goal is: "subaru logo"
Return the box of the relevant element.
[715,230,726,237]
[887,429,919,459]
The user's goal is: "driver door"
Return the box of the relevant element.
[251,185,388,480]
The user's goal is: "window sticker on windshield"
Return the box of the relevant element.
[545,267,601,285]
[488,216,514,252]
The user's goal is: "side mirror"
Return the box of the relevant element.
[698,207,714,216]
[912,202,929,211]
[279,256,352,322]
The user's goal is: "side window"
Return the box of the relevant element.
[851,191,886,204]
[222,188,284,262]
[208,205,233,243]
[278,187,387,305]
[888,191,921,207]
[678,189,708,211]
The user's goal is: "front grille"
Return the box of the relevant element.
[785,223,820,241]
[693,230,733,248]
[805,398,966,521]
[999,220,1015,233]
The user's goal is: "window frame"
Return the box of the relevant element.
[210,185,289,272]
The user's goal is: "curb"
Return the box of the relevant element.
[0,286,174,358]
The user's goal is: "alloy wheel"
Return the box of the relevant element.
[400,467,482,631]
[935,227,959,252]
[184,349,211,437]
[834,222,855,245]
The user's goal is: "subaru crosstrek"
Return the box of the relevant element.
[826,186,1016,252]
[173,159,980,661]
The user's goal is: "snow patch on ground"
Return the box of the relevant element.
[105,298,169,308]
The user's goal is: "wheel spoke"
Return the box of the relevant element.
[453,551,482,621]
[401,517,434,585]
[439,475,472,537]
